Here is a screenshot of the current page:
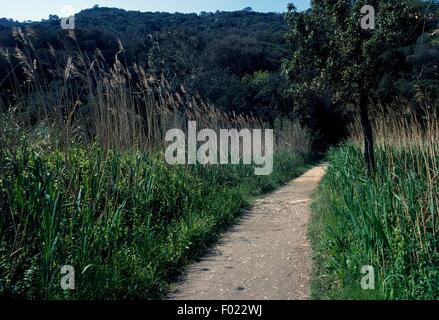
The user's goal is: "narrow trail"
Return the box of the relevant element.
[169,165,327,300]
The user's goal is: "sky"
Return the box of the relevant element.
[1,0,310,22]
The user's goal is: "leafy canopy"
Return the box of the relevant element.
[284,0,426,104]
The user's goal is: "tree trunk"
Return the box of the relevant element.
[359,90,375,175]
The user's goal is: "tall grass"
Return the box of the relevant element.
[0,117,308,299]
[1,28,310,152]
[310,103,439,300]
[0,28,312,299]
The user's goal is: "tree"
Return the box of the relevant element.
[48,14,60,21]
[284,0,425,173]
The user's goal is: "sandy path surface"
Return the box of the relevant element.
[169,165,327,300]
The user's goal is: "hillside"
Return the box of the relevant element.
[0,8,291,119]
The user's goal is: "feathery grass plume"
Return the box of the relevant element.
[0,47,11,63]
[14,47,34,83]
[67,29,76,41]
[64,56,74,81]
[1,27,310,152]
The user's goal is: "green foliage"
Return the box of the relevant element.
[0,130,307,299]
[243,71,271,87]
[309,143,439,300]
[283,0,438,148]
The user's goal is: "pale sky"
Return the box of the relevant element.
[1,0,310,22]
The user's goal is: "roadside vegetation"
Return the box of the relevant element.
[310,105,439,300]
[0,29,311,299]
[285,0,439,301]
[1,125,308,299]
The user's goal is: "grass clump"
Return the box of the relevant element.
[309,107,439,300]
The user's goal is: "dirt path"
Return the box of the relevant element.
[169,165,327,300]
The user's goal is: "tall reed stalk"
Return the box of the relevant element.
[311,101,439,300]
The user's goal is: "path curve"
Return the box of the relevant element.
[169,165,327,300]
